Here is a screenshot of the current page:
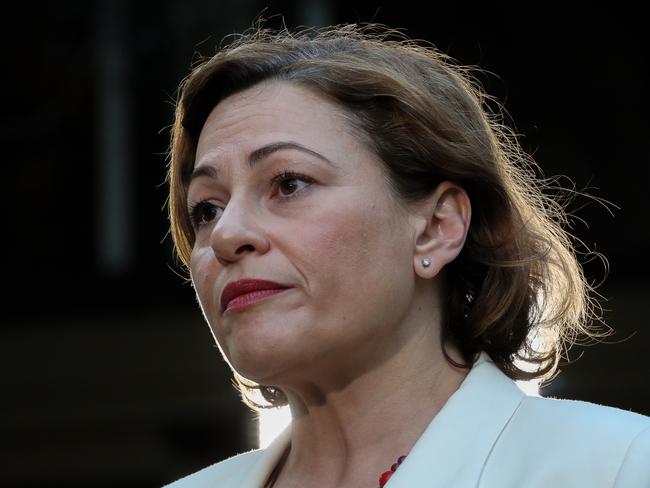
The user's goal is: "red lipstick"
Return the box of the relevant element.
[220,279,291,313]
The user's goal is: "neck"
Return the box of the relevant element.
[271,323,469,487]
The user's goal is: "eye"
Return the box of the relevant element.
[187,170,314,230]
[271,170,314,198]
[188,201,222,229]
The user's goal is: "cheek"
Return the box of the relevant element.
[190,247,219,314]
[295,198,406,313]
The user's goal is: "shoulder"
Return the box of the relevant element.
[163,422,292,487]
[482,394,650,487]
[517,394,650,440]
[163,448,264,487]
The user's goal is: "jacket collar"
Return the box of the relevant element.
[241,416,292,487]
[387,351,525,486]
[242,351,525,487]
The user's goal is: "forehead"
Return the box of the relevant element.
[195,81,354,164]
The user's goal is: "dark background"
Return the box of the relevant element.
[3,1,648,486]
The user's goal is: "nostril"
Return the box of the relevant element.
[235,244,255,255]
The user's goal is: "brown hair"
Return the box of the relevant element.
[166,22,612,410]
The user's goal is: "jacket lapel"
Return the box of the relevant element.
[240,422,292,488]
[387,352,525,487]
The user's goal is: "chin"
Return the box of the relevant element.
[227,341,289,381]
[218,309,314,381]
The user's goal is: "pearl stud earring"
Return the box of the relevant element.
[421,258,431,268]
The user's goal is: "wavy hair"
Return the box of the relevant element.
[166,21,612,410]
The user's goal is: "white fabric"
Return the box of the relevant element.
[164,352,650,487]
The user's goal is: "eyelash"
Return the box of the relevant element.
[188,169,314,229]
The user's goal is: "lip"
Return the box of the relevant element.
[220,278,292,313]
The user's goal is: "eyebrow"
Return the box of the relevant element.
[189,141,335,183]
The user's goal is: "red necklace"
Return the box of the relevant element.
[379,455,407,487]
[265,451,407,487]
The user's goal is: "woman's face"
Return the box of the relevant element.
[188,81,421,387]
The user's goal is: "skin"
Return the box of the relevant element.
[188,81,473,488]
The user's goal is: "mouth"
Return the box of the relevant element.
[220,278,292,313]
[223,288,291,314]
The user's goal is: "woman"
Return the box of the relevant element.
[164,23,650,487]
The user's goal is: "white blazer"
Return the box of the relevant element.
[164,352,650,487]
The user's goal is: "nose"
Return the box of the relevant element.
[208,196,270,266]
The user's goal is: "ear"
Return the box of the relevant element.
[409,181,472,279]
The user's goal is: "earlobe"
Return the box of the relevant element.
[415,255,441,279]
